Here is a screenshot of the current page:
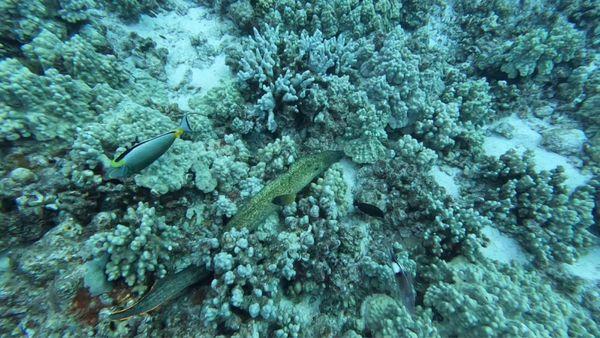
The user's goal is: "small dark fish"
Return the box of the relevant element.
[222,214,231,225]
[159,34,167,39]
[354,201,384,218]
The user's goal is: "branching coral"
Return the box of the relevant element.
[354,135,487,262]
[255,135,299,177]
[258,0,412,38]
[361,294,438,338]
[1,21,126,143]
[281,164,352,288]
[188,82,246,133]
[359,26,445,130]
[442,70,496,125]
[556,0,600,43]
[413,100,485,165]
[235,26,358,133]
[99,0,170,21]
[481,19,585,79]
[20,25,126,87]
[0,59,95,141]
[424,258,600,337]
[456,1,587,81]
[85,202,182,289]
[467,150,595,266]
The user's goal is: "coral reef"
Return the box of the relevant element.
[424,258,600,337]
[361,293,438,338]
[467,150,596,266]
[0,0,598,336]
[101,0,172,21]
[85,202,182,289]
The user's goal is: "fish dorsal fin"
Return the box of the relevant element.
[272,194,296,206]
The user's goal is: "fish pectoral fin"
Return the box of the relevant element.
[105,165,128,180]
[272,193,296,206]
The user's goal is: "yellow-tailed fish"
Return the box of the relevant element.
[106,114,195,179]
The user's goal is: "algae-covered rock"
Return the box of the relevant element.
[541,128,587,156]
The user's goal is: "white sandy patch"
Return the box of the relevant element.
[481,226,530,264]
[110,1,235,110]
[430,165,461,198]
[484,115,591,191]
[190,54,230,93]
[339,159,358,212]
[564,246,600,282]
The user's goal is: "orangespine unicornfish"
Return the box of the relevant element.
[106,114,196,180]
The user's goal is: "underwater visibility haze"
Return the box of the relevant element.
[0,0,599,336]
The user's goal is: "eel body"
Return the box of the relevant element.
[109,150,343,320]
[109,265,209,320]
[225,150,344,232]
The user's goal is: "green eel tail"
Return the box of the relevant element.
[109,266,210,321]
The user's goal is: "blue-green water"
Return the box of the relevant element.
[1,0,598,336]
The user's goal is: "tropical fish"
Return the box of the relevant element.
[105,114,195,180]
[109,150,344,319]
[354,201,385,218]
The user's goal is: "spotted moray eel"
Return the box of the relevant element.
[109,151,344,320]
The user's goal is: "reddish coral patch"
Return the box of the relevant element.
[70,288,102,326]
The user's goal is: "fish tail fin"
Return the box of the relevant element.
[106,165,128,180]
[179,114,193,133]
